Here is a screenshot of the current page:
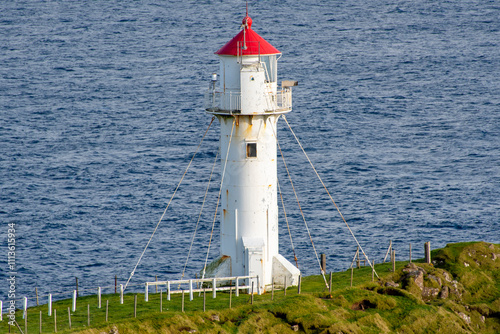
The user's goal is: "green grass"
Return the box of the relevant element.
[2,242,499,333]
[0,264,394,334]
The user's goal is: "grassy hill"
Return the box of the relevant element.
[4,241,499,333]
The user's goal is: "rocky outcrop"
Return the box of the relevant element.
[100,325,119,334]
[376,242,500,332]
[439,285,449,299]
[457,312,471,324]
[384,281,399,288]
[386,263,465,302]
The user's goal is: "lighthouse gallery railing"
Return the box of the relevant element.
[205,88,292,113]
[144,275,261,301]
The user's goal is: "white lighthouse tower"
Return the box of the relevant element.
[205,13,300,292]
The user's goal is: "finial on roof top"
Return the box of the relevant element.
[242,15,252,29]
[242,1,252,29]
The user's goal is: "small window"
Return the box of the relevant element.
[246,143,257,158]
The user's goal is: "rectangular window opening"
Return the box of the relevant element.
[246,142,257,158]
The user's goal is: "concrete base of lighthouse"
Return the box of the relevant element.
[272,254,301,287]
[204,253,300,292]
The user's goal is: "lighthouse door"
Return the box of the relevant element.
[242,237,264,293]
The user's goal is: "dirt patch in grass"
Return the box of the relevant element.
[351,299,377,311]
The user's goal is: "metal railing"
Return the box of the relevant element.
[237,41,261,63]
[272,88,292,111]
[205,90,241,112]
[144,275,260,302]
[205,88,292,113]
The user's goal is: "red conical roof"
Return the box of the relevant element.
[216,15,280,56]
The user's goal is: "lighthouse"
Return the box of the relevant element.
[204,13,300,292]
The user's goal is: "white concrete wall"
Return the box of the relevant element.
[240,65,267,114]
[219,55,240,92]
[219,114,279,287]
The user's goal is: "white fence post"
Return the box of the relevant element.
[120,284,124,304]
[0,300,3,321]
[235,277,239,297]
[212,278,217,299]
[145,283,149,302]
[23,297,27,319]
[257,276,261,295]
[72,290,77,312]
[98,287,102,308]
[189,280,193,301]
[48,294,52,316]
[167,281,171,301]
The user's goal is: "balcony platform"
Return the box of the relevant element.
[205,88,292,116]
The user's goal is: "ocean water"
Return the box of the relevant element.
[1,0,499,304]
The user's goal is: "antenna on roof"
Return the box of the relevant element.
[242,1,249,50]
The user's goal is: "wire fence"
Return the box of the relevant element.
[8,277,152,308]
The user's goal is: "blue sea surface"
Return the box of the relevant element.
[1,0,499,304]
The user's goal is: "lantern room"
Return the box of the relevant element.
[205,15,295,115]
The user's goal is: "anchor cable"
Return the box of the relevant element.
[180,147,220,282]
[201,117,236,280]
[277,177,299,268]
[274,124,329,289]
[283,116,379,278]
[124,117,215,290]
